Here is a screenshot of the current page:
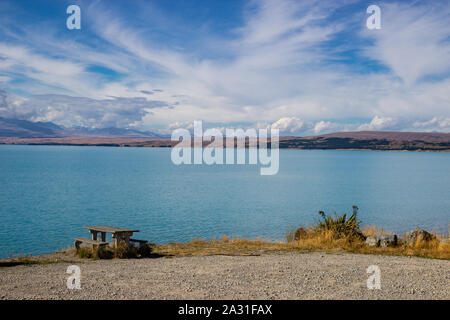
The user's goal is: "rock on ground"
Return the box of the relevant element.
[406,230,435,245]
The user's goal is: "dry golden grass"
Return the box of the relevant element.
[152,231,450,260]
[154,237,294,257]
[347,237,450,259]
[361,225,392,237]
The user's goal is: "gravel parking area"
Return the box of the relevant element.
[1,252,449,300]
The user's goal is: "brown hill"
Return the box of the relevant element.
[302,131,450,142]
[279,131,450,151]
[1,131,449,151]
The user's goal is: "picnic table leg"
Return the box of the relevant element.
[123,232,132,246]
[91,231,98,241]
[113,232,132,247]
[100,232,106,242]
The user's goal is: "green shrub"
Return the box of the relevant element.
[314,206,365,240]
[114,242,136,258]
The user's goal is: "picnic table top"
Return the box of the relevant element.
[83,225,139,233]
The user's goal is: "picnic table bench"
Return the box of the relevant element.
[74,225,147,253]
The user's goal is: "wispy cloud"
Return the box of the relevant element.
[0,0,448,133]
[362,1,450,85]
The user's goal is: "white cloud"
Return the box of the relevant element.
[0,43,96,96]
[313,121,350,134]
[358,116,398,131]
[412,117,450,132]
[270,117,305,134]
[0,90,171,129]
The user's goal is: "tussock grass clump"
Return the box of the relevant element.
[114,242,138,259]
[361,225,392,237]
[314,206,364,241]
[286,227,310,242]
[113,242,153,259]
[75,246,99,259]
[74,242,153,259]
[287,206,365,244]
[74,245,115,259]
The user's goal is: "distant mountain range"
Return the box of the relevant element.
[0,117,165,138]
[1,117,449,151]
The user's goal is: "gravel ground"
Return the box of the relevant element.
[0,252,449,300]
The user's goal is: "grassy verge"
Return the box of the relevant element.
[0,250,77,267]
[153,207,450,260]
[151,234,450,260]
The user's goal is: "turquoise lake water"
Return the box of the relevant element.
[0,145,449,258]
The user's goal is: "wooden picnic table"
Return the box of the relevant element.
[83,225,139,247]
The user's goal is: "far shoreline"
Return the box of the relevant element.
[1,137,450,152]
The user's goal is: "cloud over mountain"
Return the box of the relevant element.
[0,89,171,129]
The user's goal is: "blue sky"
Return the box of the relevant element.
[0,0,449,135]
